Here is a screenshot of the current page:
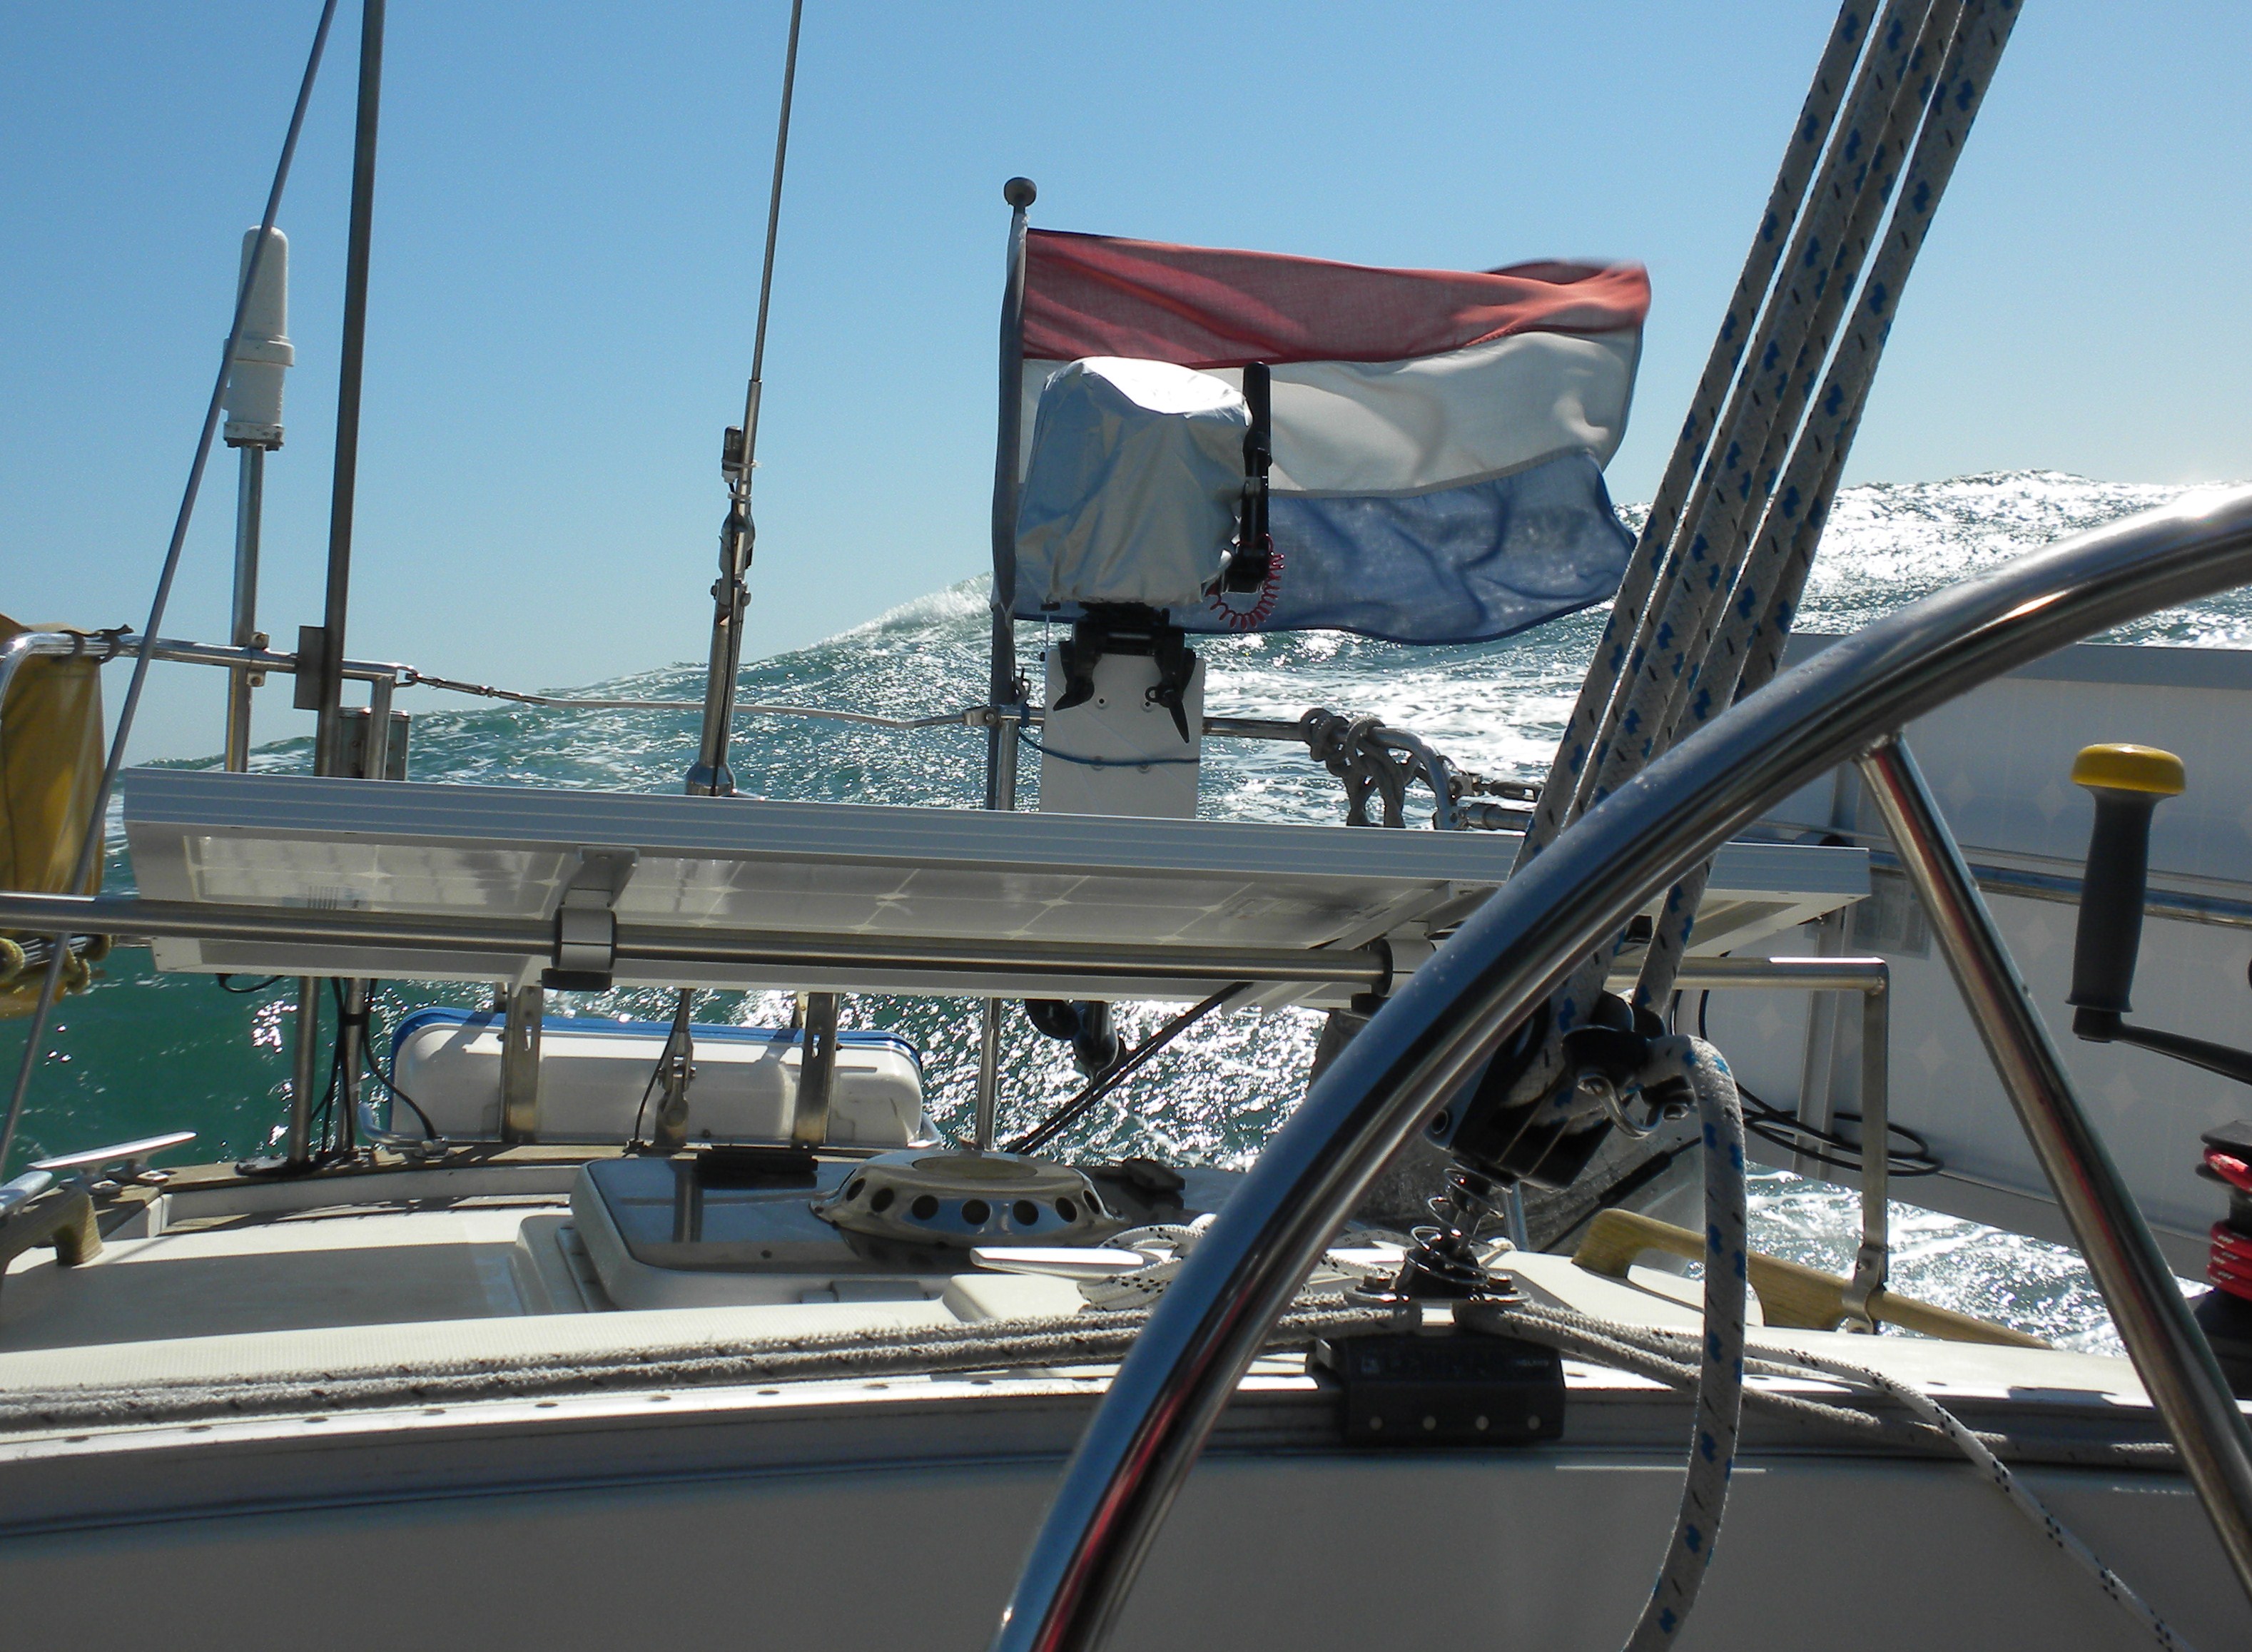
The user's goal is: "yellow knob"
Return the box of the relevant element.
[2071,743,2186,797]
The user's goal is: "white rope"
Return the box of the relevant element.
[1746,1340,2195,1650]
[1620,1036,1748,1650]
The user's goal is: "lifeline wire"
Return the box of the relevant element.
[0,0,341,1180]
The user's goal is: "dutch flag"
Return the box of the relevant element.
[1013,229,1649,645]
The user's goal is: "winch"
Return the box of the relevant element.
[813,1150,1120,1248]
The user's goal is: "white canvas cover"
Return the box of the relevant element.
[1015,357,1247,613]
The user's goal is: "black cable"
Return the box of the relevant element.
[218,974,286,995]
[1006,983,1247,1156]
[311,978,347,1154]
[1697,988,1941,1178]
[359,985,440,1140]
[629,1048,665,1152]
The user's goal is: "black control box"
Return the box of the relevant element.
[1310,1330,1565,1447]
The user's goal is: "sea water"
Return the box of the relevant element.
[7,472,2247,1351]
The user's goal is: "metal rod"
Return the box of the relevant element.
[333,978,362,1153]
[1618,955,1889,993]
[793,990,838,1147]
[742,0,801,445]
[1628,950,1897,1326]
[686,0,804,798]
[1842,968,1892,1329]
[0,891,1389,992]
[974,1000,1003,1150]
[976,181,1037,1139]
[985,487,2252,1652]
[500,983,542,1143]
[224,445,265,771]
[0,631,406,689]
[313,0,385,780]
[362,669,394,779]
[1856,734,2252,1601]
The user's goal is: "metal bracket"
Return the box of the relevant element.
[793,992,840,1147]
[500,983,544,1145]
[543,847,637,991]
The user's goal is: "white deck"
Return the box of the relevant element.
[0,1160,2238,1652]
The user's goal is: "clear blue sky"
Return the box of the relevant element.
[5,1,2248,760]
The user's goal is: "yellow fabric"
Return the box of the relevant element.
[1,613,108,1016]
[2070,741,2186,798]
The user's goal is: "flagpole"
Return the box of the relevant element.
[984,176,1036,813]
[973,176,1036,1150]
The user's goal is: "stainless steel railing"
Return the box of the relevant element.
[990,487,2252,1652]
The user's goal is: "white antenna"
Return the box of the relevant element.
[223,225,292,771]
[223,226,293,450]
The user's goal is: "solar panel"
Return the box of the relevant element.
[123,769,1867,1003]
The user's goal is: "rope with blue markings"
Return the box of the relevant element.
[1506,0,2019,1039]
[1466,8,2021,1649]
[1515,0,1873,869]
[1631,0,2024,1014]
[1540,0,1955,1039]
[1621,1036,1748,1652]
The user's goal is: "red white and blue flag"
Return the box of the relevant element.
[1013,229,1649,644]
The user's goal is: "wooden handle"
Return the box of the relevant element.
[1572,1207,2048,1348]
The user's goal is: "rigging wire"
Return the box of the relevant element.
[0,0,343,1178]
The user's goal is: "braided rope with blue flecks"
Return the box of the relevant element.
[1629,0,2023,1016]
[1536,0,1947,1043]
[1620,1035,1748,1652]
[1750,1342,2195,1650]
[1515,0,1871,871]
[1562,0,1947,842]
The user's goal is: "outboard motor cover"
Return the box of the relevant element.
[1016,357,1248,613]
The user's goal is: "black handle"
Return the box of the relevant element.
[2066,744,2185,1021]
